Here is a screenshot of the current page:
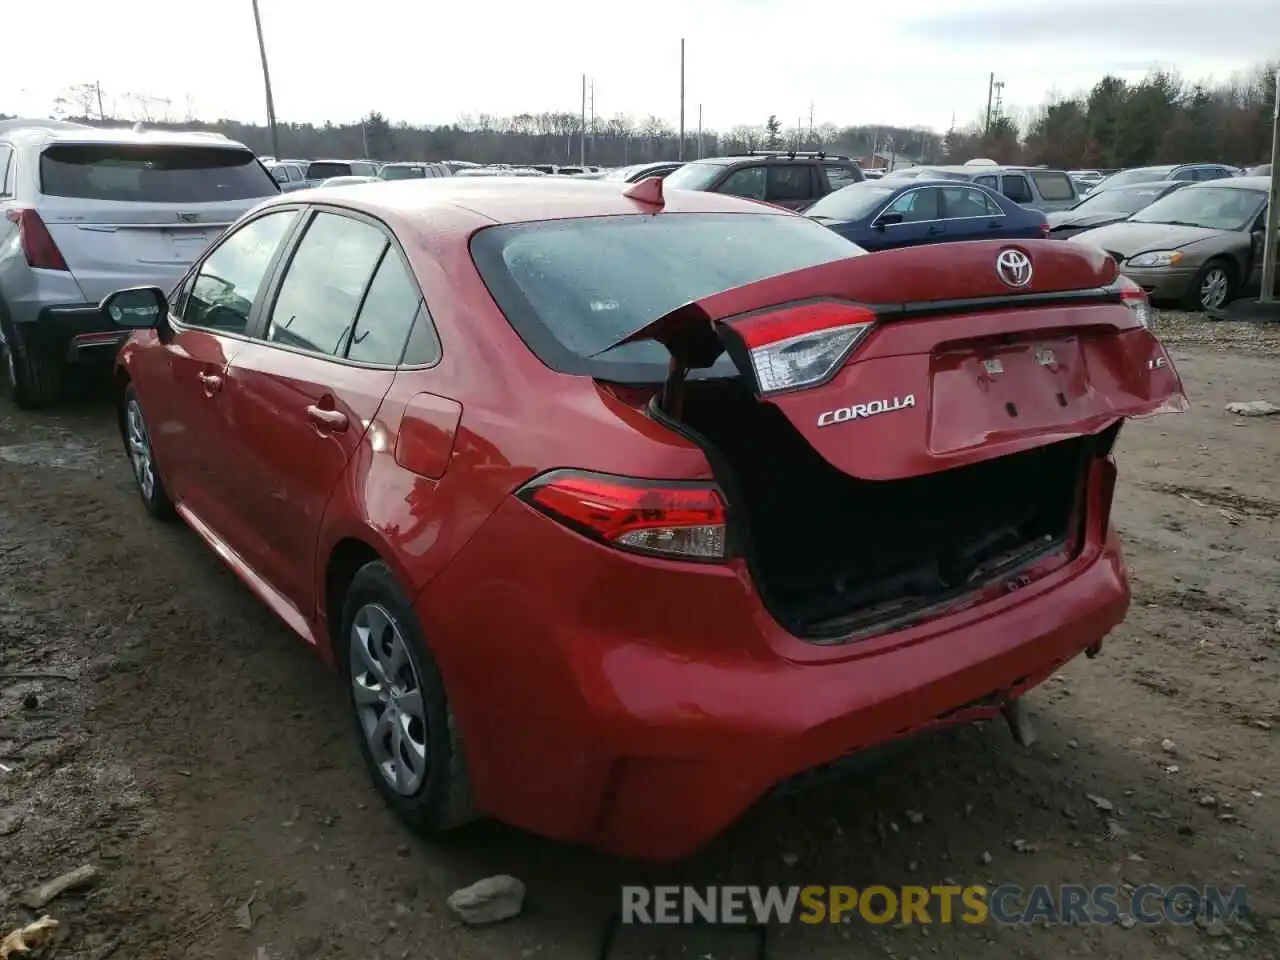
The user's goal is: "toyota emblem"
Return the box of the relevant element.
[996,248,1033,288]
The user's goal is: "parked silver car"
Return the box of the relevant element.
[0,119,280,407]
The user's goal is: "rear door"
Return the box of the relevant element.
[999,173,1036,209]
[154,206,302,536]
[765,164,819,210]
[940,185,1012,241]
[36,142,279,303]
[223,208,421,615]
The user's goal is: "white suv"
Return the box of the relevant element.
[0,119,280,407]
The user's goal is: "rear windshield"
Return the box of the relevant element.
[470,212,865,381]
[40,144,278,202]
[306,161,351,180]
[1030,171,1076,201]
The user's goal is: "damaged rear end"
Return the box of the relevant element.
[605,239,1187,642]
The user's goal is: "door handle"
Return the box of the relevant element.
[987,220,1002,229]
[306,405,348,432]
[198,371,223,392]
[927,226,945,235]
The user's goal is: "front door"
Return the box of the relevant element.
[224,209,425,617]
[155,208,302,537]
[877,186,947,249]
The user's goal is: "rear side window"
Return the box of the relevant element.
[267,212,387,356]
[39,144,278,202]
[0,145,12,197]
[974,175,998,189]
[1029,171,1075,201]
[182,210,299,334]
[766,165,815,203]
[469,213,863,379]
[1002,175,1034,204]
[306,161,351,180]
[347,250,425,365]
[943,186,1002,217]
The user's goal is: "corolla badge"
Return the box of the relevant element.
[817,394,916,427]
[996,248,1033,288]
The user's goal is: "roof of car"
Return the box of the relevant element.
[288,176,796,226]
[1186,175,1268,191]
[2,122,251,151]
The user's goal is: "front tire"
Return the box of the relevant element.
[121,383,175,520]
[1186,258,1236,311]
[341,561,477,833]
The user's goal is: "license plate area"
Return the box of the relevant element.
[929,335,1093,454]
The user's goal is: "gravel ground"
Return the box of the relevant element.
[0,313,1278,960]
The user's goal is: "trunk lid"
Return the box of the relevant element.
[609,239,1187,481]
[37,141,278,302]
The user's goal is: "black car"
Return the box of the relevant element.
[1046,180,1191,239]
[662,151,865,210]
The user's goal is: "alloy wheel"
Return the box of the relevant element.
[126,399,156,501]
[1199,267,1230,310]
[349,602,429,796]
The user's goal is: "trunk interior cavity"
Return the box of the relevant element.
[676,380,1104,642]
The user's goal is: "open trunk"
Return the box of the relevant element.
[676,379,1110,639]
[606,239,1187,642]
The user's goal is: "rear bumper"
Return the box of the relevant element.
[22,305,124,362]
[1118,265,1196,302]
[418,493,1131,861]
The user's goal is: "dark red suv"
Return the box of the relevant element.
[104,175,1186,859]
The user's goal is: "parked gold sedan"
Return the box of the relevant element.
[1068,177,1272,311]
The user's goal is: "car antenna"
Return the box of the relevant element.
[622,175,665,208]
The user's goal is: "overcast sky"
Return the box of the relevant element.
[4,0,1277,133]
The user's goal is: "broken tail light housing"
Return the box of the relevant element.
[1115,274,1151,328]
[718,300,876,395]
[517,469,727,561]
[5,208,69,272]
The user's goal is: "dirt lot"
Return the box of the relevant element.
[1,313,1278,960]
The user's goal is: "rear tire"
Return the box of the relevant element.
[1,319,63,409]
[121,383,175,521]
[1185,258,1236,312]
[340,561,478,833]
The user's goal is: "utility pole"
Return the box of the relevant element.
[589,80,595,162]
[697,104,703,159]
[250,0,280,159]
[1260,67,1280,304]
[95,81,105,120]
[809,102,814,143]
[579,74,586,167]
[985,72,995,134]
[678,39,686,161]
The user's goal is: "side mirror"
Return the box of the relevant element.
[100,286,167,329]
[875,211,905,229]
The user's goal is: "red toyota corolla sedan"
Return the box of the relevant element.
[102,176,1187,860]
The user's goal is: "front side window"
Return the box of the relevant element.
[182,209,299,334]
[266,212,387,356]
[717,166,767,200]
[885,187,942,221]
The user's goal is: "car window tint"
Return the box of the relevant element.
[767,165,814,202]
[0,145,14,197]
[718,166,766,200]
[1172,168,1195,181]
[1030,171,1075,201]
[887,187,941,221]
[1002,175,1033,204]
[943,186,1001,218]
[267,212,387,357]
[182,210,298,334]
[347,250,423,364]
[401,305,443,366]
[974,175,998,189]
[823,164,859,191]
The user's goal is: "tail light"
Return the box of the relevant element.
[718,301,876,395]
[1039,221,1051,236]
[1115,274,1151,328]
[518,469,727,561]
[6,208,69,271]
